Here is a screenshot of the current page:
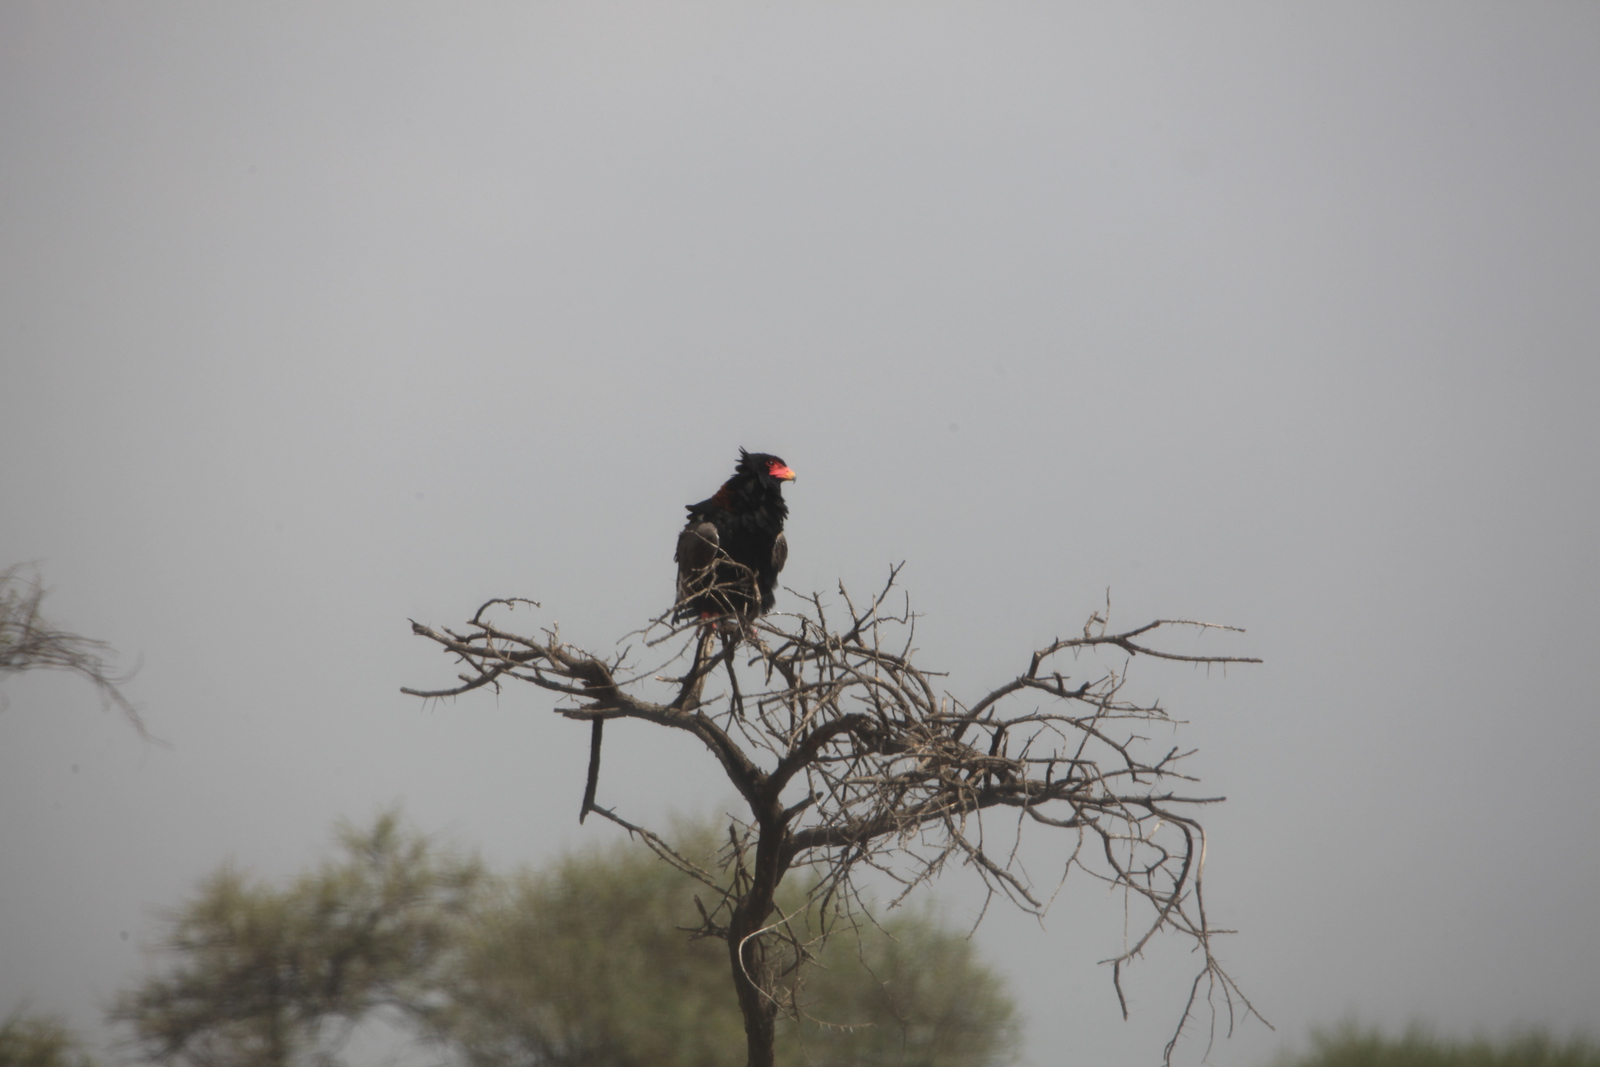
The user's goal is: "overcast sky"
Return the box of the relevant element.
[2,4,1597,1065]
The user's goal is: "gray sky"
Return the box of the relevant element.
[2,4,1597,1065]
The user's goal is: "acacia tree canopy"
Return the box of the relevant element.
[431,824,1020,1067]
[0,1009,96,1067]
[111,814,1019,1067]
[111,812,484,1067]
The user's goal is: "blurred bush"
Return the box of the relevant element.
[1276,1023,1600,1067]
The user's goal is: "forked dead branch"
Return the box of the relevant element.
[404,567,1265,1067]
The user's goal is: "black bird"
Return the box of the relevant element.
[674,449,796,623]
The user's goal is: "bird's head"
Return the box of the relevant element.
[738,448,796,484]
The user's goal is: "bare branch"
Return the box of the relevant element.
[0,564,152,740]
[403,574,1265,1066]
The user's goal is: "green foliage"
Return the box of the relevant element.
[111,813,1017,1067]
[434,830,748,1067]
[1276,1024,1600,1067]
[111,810,483,1067]
[431,826,1020,1067]
[0,1010,95,1067]
[775,908,1018,1067]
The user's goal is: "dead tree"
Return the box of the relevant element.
[0,563,146,737]
[403,566,1264,1067]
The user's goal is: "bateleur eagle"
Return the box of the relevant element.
[674,449,796,622]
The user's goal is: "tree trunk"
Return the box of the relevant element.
[728,809,789,1067]
[729,915,777,1067]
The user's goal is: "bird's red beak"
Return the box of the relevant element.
[769,462,797,482]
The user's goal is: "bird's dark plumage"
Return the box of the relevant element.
[674,449,796,622]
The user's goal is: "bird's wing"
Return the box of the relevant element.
[771,530,788,576]
[676,520,720,571]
